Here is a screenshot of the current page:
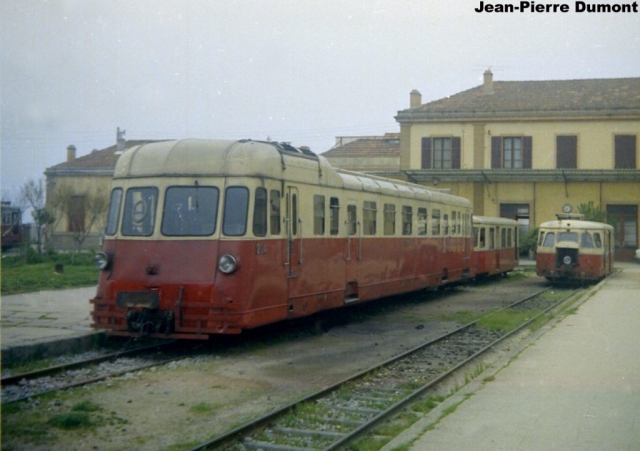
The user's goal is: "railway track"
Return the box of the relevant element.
[1,340,186,404]
[191,285,583,451]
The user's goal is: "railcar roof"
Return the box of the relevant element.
[472,215,519,226]
[113,139,471,207]
[539,219,614,230]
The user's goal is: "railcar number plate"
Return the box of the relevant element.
[116,291,160,309]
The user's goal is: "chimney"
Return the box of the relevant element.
[67,144,76,163]
[116,127,126,154]
[410,89,422,108]
[483,69,494,94]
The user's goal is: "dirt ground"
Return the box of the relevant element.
[2,272,547,451]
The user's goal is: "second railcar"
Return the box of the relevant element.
[536,214,614,282]
[91,139,474,339]
[472,216,520,278]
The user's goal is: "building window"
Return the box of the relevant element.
[557,135,577,169]
[614,135,636,169]
[68,195,85,232]
[491,136,532,169]
[421,137,461,169]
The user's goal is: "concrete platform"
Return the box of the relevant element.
[1,286,104,365]
[383,261,640,451]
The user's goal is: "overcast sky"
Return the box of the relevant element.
[2,0,639,210]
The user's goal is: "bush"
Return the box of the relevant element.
[520,227,539,256]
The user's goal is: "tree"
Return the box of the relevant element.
[577,201,607,223]
[20,179,54,253]
[49,184,109,262]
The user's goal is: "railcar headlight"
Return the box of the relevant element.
[563,255,572,265]
[218,254,238,274]
[94,252,111,270]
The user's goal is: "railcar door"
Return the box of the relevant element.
[285,186,301,279]
[345,202,359,301]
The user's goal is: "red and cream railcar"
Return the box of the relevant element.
[91,139,474,339]
[536,214,614,283]
[472,216,520,278]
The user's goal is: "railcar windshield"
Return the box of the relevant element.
[542,232,555,247]
[105,188,123,236]
[581,232,594,248]
[162,186,219,236]
[122,187,158,236]
[557,232,579,243]
[223,187,249,236]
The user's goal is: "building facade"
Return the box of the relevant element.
[383,72,640,260]
[44,130,162,250]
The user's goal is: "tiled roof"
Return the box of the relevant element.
[45,140,166,175]
[322,133,400,159]
[396,77,640,121]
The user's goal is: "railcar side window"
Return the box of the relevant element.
[543,232,555,247]
[443,214,449,236]
[223,187,249,236]
[581,232,594,248]
[417,208,427,236]
[347,204,357,236]
[501,228,507,248]
[451,212,457,235]
[473,227,479,247]
[432,209,441,236]
[105,188,123,236]
[489,227,495,249]
[384,204,396,235]
[122,187,158,236]
[593,232,602,248]
[330,197,339,235]
[270,190,281,235]
[162,186,219,236]
[402,206,412,236]
[253,188,267,237]
[363,201,377,235]
[478,227,486,248]
[314,195,325,235]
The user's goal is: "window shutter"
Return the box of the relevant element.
[615,135,636,169]
[491,137,501,169]
[557,135,577,168]
[421,137,432,169]
[452,137,461,169]
[523,136,532,169]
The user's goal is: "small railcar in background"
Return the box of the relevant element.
[91,139,475,339]
[536,214,614,283]
[472,216,520,279]
[1,202,23,251]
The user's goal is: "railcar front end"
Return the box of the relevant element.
[536,216,614,283]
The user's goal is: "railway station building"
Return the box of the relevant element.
[325,72,640,261]
[43,129,162,250]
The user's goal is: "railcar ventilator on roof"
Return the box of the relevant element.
[91,139,516,339]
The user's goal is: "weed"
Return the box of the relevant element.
[478,309,540,332]
[48,412,93,430]
[189,402,216,414]
[72,400,102,412]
